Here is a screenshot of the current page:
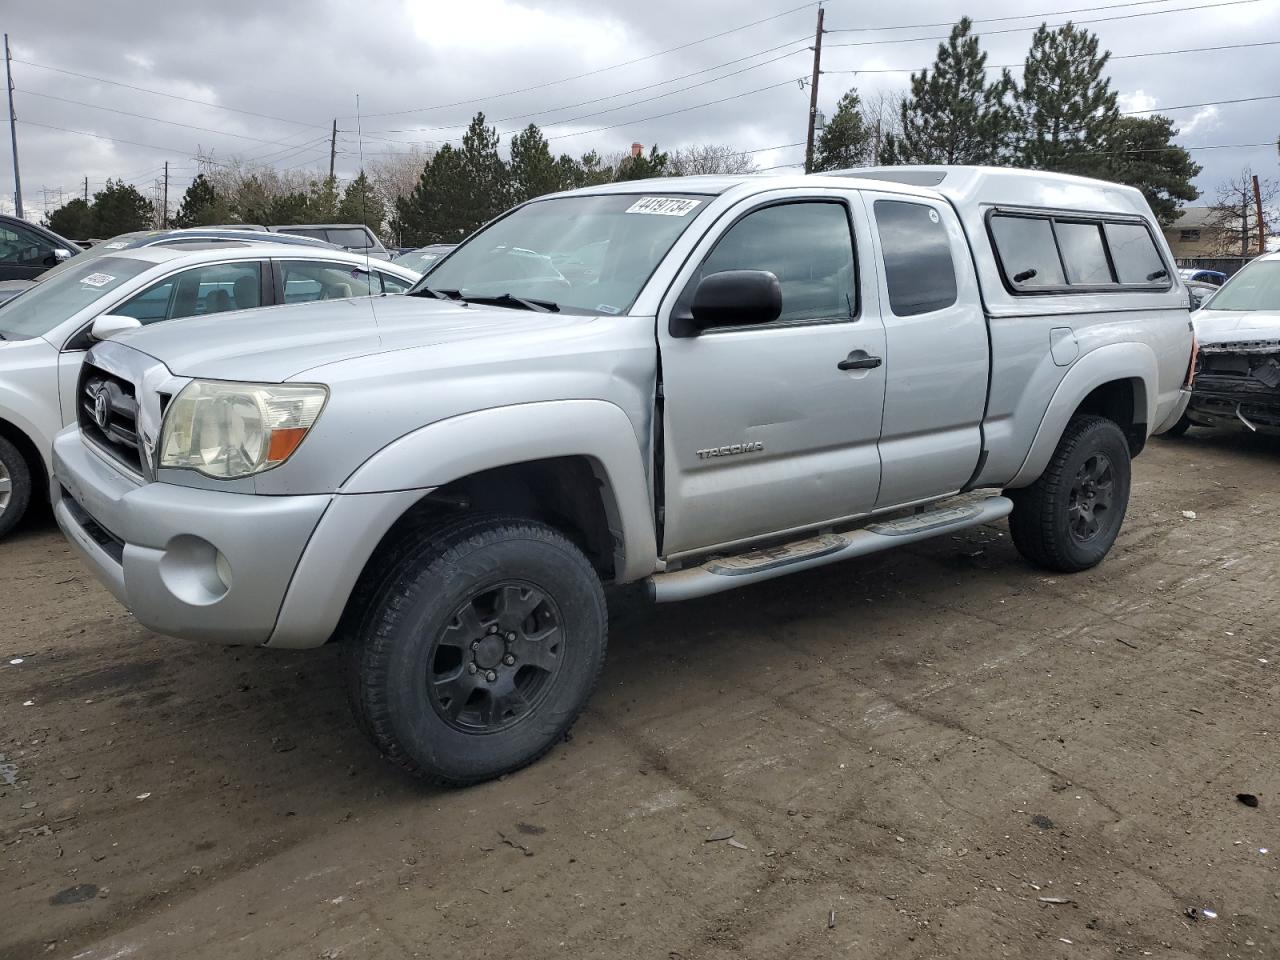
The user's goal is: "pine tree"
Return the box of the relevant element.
[881,18,1016,165]
[459,112,510,226]
[91,179,154,235]
[304,176,340,221]
[1100,115,1200,226]
[509,125,566,203]
[337,171,384,233]
[1014,23,1118,174]
[614,144,669,181]
[46,198,96,239]
[172,174,229,227]
[813,90,875,171]
[572,151,615,187]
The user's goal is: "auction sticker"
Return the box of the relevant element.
[625,197,701,216]
[80,273,116,288]
[103,241,127,249]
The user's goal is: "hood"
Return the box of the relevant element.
[112,295,598,381]
[1192,309,1280,347]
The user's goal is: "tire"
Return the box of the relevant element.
[344,513,607,787]
[1162,414,1193,438]
[0,435,32,541]
[1008,415,1132,573]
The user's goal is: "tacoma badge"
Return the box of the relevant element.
[696,441,764,460]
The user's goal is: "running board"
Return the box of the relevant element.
[646,495,1013,603]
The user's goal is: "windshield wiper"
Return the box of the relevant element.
[457,293,560,313]
[409,286,463,301]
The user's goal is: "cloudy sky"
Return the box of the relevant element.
[2,0,1278,222]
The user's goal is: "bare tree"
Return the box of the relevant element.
[367,144,435,209]
[668,144,759,176]
[1207,169,1280,256]
[859,89,906,162]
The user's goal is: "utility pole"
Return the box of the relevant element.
[1253,174,1266,256]
[83,176,88,202]
[1241,190,1250,259]
[803,5,825,174]
[162,160,169,229]
[329,118,338,181]
[4,34,22,219]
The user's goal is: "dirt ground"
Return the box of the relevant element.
[2,433,1278,960]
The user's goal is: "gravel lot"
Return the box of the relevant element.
[2,433,1277,960]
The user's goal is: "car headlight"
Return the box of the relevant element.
[159,380,328,479]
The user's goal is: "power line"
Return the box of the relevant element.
[1122,93,1280,114]
[353,1,819,119]
[16,118,206,158]
[823,38,1280,75]
[824,0,1265,49]
[10,57,328,128]
[826,0,1220,32]
[14,88,319,148]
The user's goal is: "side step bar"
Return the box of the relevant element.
[646,495,1013,603]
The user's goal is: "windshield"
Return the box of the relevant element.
[415,193,710,315]
[0,256,153,338]
[38,231,151,282]
[393,248,447,270]
[1202,260,1280,312]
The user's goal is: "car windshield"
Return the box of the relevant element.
[0,256,153,338]
[38,231,152,281]
[1201,260,1280,312]
[415,193,710,315]
[393,249,446,270]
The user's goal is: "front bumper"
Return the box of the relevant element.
[54,427,330,645]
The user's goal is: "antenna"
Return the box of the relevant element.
[355,93,379,327]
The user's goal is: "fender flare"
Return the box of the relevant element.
[0,388,54,488]
[341,399,658,582]
[1008,342,1157,488]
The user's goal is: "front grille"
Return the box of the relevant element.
[78,363,144,474]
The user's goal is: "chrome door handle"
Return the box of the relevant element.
[837,352,882,371]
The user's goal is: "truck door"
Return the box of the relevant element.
[861,193,989,507]
[657,191,887,558]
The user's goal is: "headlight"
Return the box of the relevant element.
[159,380,328,479]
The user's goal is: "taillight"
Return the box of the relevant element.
[1185,332,1200,389]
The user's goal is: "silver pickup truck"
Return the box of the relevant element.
[52,166,1194,785]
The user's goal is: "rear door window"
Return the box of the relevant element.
[326,228,374,249]
[990,215,1065,289]
[1105,222,1168,284]
[874,200,958,316]
[278,260,377,303]
[1055,221,1113,285]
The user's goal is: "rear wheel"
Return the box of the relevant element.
[1163,413,1193,438]
[0,436,32,540]
[1008,415,1132,572]
[344,514,607,786]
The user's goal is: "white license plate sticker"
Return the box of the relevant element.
[625,197,701,217]
[80,273,116,288]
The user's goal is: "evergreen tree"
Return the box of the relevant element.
[1100,115,1200,226]
[509,124,566,203]
[46,198,95,239]
[813,90,875,171]
[614,144,669,181]
[395,144,473,244]
[304,176,340,221]
[572,150,615,187]
[459,112,510,226]
[172,174,229,227]
[1014,22,1118,174]
[267,191,310,225]
[91,179,153,235]
[337,171,384,233]
[881,18,1016,165]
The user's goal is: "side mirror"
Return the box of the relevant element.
[90,315,143,341]
[675,270,783,336]
[53,247,74,262]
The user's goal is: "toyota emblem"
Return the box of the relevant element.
[93,388,110,430]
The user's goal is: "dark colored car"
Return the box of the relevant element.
[1179,267,1228,287]
[269,223,389,259]
[0,215,83,282]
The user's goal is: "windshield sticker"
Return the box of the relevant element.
[625,197,701,217]
[102,241,127,249]
[596,304,621,315]
[80,273,117,288]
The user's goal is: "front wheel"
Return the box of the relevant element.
[1008,415,1132,573]
[0,435,33,541]
[344,514,607,786]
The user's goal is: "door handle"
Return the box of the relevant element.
[837,351,882,371]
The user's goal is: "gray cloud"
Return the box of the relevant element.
[3,0,1277,220]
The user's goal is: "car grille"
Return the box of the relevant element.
[78,363,144,475]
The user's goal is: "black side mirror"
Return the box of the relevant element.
[673,269,782,336]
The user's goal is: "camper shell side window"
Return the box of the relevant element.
[986,207,1172,296]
